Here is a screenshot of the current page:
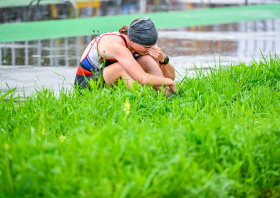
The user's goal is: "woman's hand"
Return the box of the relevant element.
[147,45,176,81]
[165,78,176,92]
[169,82,176,92]
[147,45,166,63]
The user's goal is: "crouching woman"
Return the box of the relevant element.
[74,17,176,96]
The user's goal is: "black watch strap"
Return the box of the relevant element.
[159,56,169,65]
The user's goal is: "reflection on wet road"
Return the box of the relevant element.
[159,19,280,75]
[1,19,280,95]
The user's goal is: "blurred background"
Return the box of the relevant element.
[0,0,280,94]
[1,0,279,24]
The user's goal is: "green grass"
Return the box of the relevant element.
[1,54,280,198]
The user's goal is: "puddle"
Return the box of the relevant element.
[159,19,280,75]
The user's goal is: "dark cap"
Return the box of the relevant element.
[128,17,158,46]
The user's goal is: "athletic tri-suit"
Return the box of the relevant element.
[74,32,141,88]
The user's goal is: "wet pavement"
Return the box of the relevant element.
[1,19,280,96]
[0,66,76,96]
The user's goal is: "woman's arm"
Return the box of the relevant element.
[112,43,176,90]
[147,45,176,80]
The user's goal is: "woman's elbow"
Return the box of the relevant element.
[170,73,176,81]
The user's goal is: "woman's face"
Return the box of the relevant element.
[131,42,153,55]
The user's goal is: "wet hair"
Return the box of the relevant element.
[119,18,140,35]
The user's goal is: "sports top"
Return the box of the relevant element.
[77,32,128,75]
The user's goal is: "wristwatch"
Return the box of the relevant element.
[159,56,169,65]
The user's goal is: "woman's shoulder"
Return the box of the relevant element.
[100,32,126,46]
[103,31,120,35]
[98,32,128,58]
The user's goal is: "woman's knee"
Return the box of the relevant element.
[103,62,131,85]
[137,55,163,76]
[137,55,158,68]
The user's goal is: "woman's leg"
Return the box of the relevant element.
[103,62,135,88]
[136,55,172,95]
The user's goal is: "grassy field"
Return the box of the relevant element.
[1,54,280,198]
